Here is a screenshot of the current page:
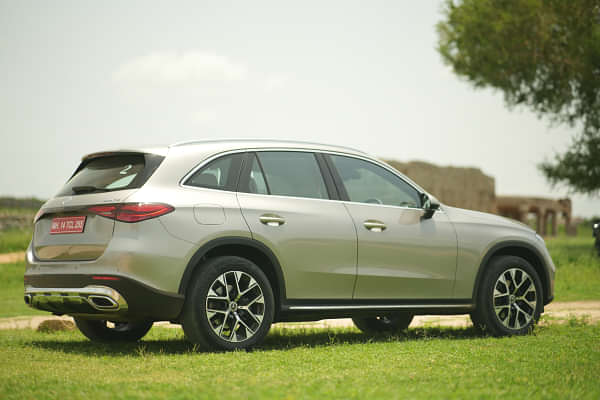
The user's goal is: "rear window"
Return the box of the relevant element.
[58,153,163,196]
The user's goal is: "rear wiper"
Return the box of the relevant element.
[71,186,111,194]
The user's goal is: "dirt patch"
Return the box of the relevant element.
[2,301,598,331]
[275,301,600,329]
[37,319,75,332]
[0,251,25,264]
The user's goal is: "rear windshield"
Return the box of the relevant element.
[58,153,163,196]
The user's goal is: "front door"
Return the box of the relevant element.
[327,154,458,300]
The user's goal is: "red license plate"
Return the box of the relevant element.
[50,216,87,234]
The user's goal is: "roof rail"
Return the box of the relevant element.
[169,139,366,154]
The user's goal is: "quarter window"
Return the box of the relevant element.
[330,155,421,208]
[185,153,243,191]
[255,151,329,200]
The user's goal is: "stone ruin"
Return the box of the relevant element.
[384,159,572,236]
[385,160,497,213]
[496,196,573,236]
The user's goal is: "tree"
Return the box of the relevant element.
[437,0,600,194]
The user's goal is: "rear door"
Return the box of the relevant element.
[326,154,458,300]
[236,151,357,300]
[33,153,163,261]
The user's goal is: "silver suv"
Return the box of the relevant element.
[24,140,555,349]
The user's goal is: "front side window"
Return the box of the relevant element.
[254,151,329,200]
[184,153,243,191]
[330,155,421,208]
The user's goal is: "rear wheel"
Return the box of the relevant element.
[353,312,413,334]
[74,318,153,342]
[469,312,485,331]
[181,256,275,351]
[472,255,543,336]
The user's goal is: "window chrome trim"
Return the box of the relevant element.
[178,147,439,212]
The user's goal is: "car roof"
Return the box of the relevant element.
[83,139,367,160]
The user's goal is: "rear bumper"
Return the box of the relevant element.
[24,273,185,321]
[25,285,128,315]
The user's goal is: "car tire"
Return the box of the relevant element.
[181,256,275,351]
[469,312,485,332]
[74,318,153,342]
[352,312,413,335]
[472,255,543,336]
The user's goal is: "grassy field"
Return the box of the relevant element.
[0,204,35,253]
[0,224,598,399]
[0,228,32,254]
[0,322,598,399]
[0,262,46,318]
[548,226,600,301]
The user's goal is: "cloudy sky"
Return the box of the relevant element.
[1,1,597,217]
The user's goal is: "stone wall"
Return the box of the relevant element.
[384,160,497,213]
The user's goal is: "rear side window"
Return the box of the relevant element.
[254,151,329,200]
[246,154,269,195]
[184,153,243,191]
[58,153,163,196]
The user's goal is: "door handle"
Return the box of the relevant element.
[363,220,386,232]
[259,214,285,227]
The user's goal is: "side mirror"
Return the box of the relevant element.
[421,193,440,220]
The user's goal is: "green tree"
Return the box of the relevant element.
[437,0,600,194]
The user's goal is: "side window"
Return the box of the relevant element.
[247,154,269,195]
[184,153,243,191]
[330,155,421,208]
[255,151,329,200]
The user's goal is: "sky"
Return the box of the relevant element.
[0,1,597,217]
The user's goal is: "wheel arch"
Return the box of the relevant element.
[472,241,552,306]
[178,237,287,317]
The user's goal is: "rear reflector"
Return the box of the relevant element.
[92,276,120,281]
[88,203,174,223]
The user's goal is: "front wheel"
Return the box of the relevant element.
[472,255,543,336]
[74,318,153,342]
[181,256,275,351]
[353,312,413,335]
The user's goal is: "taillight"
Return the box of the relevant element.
[88,203,174,223]
[88,205,118,219]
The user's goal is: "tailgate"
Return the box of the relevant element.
[33,191,136,261]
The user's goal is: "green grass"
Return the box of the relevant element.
[0,323,598,399]
[546,226,600,301]
[0,262,45,318]
[0,225,598,399]
[0,228,32,253]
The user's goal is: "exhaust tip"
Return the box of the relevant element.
[24,294,31,306]
[88,295,118,310]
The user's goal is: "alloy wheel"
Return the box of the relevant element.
[205,270,265,343]
[493,267,537,330]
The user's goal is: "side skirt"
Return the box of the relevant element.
[277,299,474,322]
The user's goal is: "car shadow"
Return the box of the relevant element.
[28,325,492,356]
